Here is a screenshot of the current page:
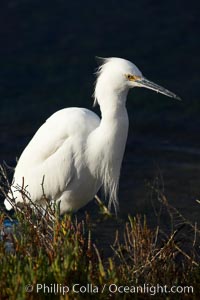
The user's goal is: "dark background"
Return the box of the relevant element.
[0,0,200,228]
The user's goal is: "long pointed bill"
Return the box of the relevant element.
[136,77,181,101]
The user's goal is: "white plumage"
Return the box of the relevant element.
[4,57,180,214]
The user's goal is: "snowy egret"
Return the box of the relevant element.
[4,57,181,214]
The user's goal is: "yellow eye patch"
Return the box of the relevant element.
[125,74,141,81]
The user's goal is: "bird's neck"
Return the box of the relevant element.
[87,90,129,211]
[88,90,129,174]
[99,96,128,131]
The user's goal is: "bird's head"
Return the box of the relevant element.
[94,57,181,106]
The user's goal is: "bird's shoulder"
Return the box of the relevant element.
[19,107,100,163]
[46,107,100,135]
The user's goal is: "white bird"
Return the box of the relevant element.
[4,57,180,214]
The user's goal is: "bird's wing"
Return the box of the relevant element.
[11,107,100,202]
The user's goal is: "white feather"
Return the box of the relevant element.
[5,57,180,213]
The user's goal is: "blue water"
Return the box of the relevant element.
[1,219,18,253]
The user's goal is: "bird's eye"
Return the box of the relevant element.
[126,74,134,81]
[126,74,141,81]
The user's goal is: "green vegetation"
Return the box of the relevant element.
[0,166,200,299]
[1,204,199,299]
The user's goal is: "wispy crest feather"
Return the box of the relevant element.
[93,57,110,107]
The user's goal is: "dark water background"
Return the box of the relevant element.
[0,0,200,249]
